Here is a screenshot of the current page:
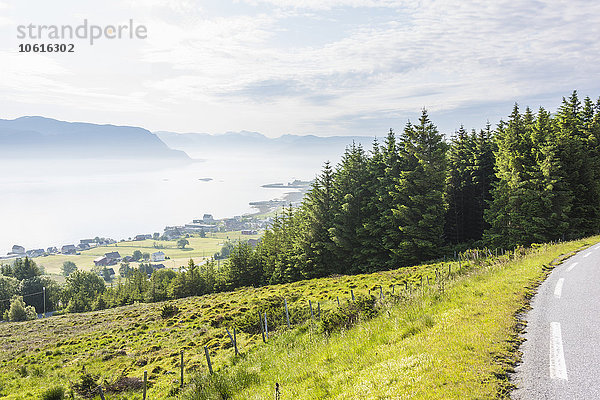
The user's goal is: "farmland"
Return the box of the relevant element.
[36,231,261,277]
[0,236,595,399]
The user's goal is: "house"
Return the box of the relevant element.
[94,256,109,266]
[241,230,258,235]
[150,251,165,262]
[47,247,58,254]
[61,245,77,255]
[152,263,165,270]
[26,249,45,258]
[10,245,25,255]
[134,234,152,241]
[80,239,95,245]
[97,267,116,279]
[77,243,90,251]
[104,251,121,261]
[184,223,218,233]
[122,255,133,263]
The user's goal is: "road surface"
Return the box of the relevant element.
[512,242,600,399]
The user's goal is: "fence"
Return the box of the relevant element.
[49,245,552,398]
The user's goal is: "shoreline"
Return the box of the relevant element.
[2,180,313,259]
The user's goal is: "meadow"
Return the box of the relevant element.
[37,231,261,276]
[0,236,595,399]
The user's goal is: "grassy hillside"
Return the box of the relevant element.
[0,237,595,399]
[37,231,261,276]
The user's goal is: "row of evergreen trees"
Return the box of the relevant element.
[227,91,600,286]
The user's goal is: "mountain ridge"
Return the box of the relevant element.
[0,116,190,160]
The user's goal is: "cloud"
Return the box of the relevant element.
[1,0,600,136]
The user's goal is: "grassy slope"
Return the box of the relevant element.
[37,231,261,275]
[0,237,596,399]
[224,239,596,400]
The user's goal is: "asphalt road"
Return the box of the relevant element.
[512,242,600,399]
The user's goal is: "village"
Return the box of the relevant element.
[2,213,269,270]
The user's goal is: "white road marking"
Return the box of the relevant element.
[554,278,565,299]
[583,251,592,258]
[554,279,564,298]
[550,322,568,380]
[566,262,578,272]
[594,245,600,250]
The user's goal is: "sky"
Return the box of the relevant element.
[1,0,599,137]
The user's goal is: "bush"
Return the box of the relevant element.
[72,370,99,398]
[161,303,179,319]
[319,295,378,334]
[182,368,259,400]
[41,386,65,400]
[8,296,37,322]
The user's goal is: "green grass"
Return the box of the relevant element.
[0,237,596,399]
[36,231,261,276]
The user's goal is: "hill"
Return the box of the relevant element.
[0,116,190,160]
[155,130,375,160]
[0,237,594,399]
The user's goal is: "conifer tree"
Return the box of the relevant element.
[393,110,447,264]
[330,143,370,274]
[298,162,337,278]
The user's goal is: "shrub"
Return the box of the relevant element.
[8,296,37,322]
[41,386,65,400]
[319,295,378,334]
[161,303,179,319]
[72,370,99,398]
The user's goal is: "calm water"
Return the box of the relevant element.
[0,152,332,255]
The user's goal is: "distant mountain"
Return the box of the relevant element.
[0,116,190,160]
[155,130,375,159]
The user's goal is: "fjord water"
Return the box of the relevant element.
[0,151,328,255]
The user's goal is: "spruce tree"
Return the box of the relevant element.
[393,110,447,265]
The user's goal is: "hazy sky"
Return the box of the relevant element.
[1,0,599,137]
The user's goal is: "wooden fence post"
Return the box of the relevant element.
[309,300,314,320]
[259,311,266,343]
[98,385,106,400]
[317,302,320,319]
[391,284,395,294]
[143,370,147,400]
[180,350,184,387]
[284,298,290,329]
[204,346,213,374]
[351,290,355,301]
[264,312,269,340]
[336,296,340,306]
[226,327,239,355]
[379,286,383,299]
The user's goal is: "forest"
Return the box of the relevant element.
[1,91,599,318]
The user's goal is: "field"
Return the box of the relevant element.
[0,237,596,399]
[36,231,261,276]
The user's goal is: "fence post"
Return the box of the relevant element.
[264,312,269,340]
[98,385,106,400]
[204,346,213,374]
[336,296,340,306]
[309,300,314,320]
[143,370,147,400]
[180,350,184,387]
[233,327,238,355]
[379,286,383,299]
[284,298,291,329]
[259,311,266,343]
[392,284,395,294]
[226,327,239,355]
[317,302,321,319]
[351,289,355,301]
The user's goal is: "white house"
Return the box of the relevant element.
[151,251,165,262]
